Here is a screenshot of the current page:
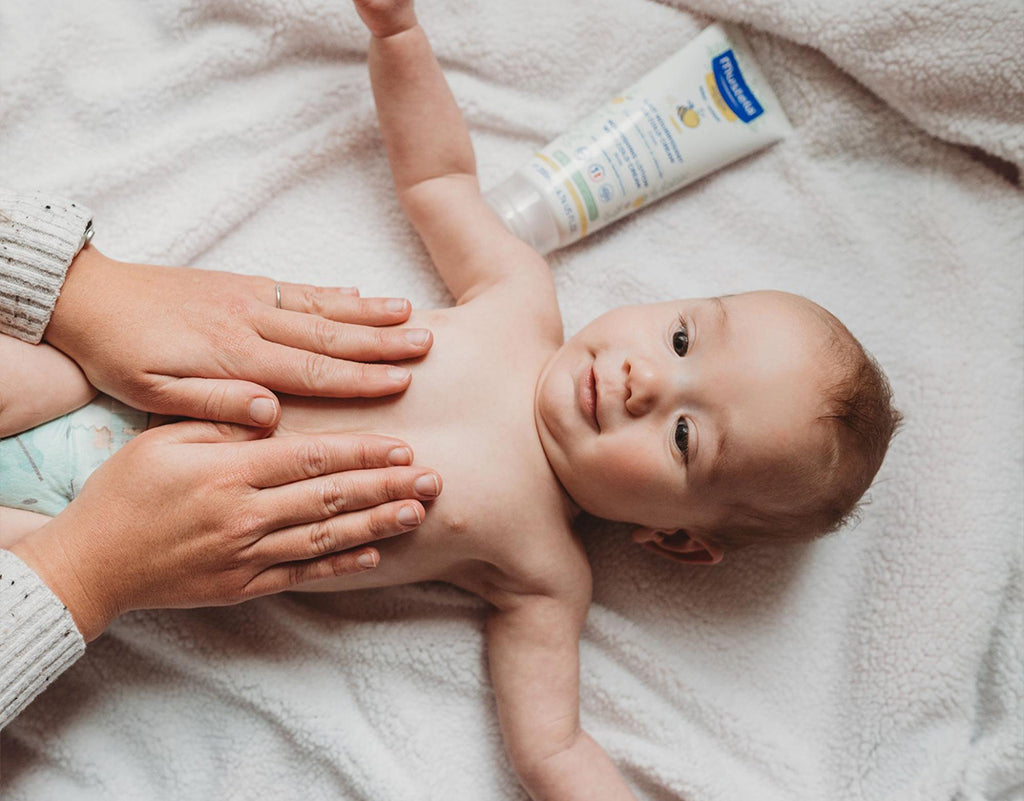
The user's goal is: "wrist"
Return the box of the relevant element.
[43,244,118,354]
[373,19,418,40]
[10,515,115,643]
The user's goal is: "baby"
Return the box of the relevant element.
[0,1,900,798]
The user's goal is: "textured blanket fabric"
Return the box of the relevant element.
[1,1,1021,799]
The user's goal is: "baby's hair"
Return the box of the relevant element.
[706,303,902,551]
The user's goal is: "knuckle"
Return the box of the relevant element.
[383,471,407,501]
[287,561,309,588]
[369,508,399,539]
[357,298,376,317]
[237,507,268,538]
[318,478,348,516]
[355,436,379,468]
[356,361,379,388]
[373,327,393,351]
[300,286,322,315]
[301,352,332,392]
[308,519,337,557]
[201,383,232,422]
[299,439,331,478]
[311,318,338,353]
[328,553,356,578]
[223,295,255,322]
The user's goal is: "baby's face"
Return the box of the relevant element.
[534,290,833,537]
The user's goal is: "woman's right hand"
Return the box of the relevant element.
[9,420,441,642]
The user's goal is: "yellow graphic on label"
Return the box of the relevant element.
[678,106,700,128]
[704,72,738,122]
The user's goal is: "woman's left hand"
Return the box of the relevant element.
[43,245,433,427]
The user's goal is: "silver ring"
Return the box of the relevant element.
[274,283,282,309]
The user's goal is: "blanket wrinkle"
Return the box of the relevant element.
[2,0,1021,799]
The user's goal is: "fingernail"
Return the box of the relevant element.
[404,329,430,347]
[397,505,422,527]
[249,397,277,425]
[387,446,413,465]
[386,298,409,313]
[414,473,440,497]
[388,366,411,383]
[339,286,359,295]
[357,551,378,569]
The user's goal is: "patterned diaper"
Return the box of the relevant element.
[0,395,148,517]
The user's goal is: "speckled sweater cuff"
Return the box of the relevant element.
[0,549,85,729]
[0,188,93,344]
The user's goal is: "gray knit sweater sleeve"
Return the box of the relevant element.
[0,187,91,727]
[0,188,93,343]
[0,549,85,729]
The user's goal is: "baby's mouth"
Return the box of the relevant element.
[579,363,599,431]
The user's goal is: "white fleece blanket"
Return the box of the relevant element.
[2,0,1022,799]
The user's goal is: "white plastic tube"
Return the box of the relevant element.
[485,23,793,254]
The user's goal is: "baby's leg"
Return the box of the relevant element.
[0,506,52,548]
[0,334,97,437]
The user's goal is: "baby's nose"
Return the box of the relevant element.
[624,356,661,416]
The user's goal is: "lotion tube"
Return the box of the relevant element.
[486,23,792,254]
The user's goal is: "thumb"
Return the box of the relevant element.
[149,377,281,428]
[150,418,271,445]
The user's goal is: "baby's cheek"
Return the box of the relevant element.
[601,441,663,492]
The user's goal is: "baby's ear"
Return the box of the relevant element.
[632,527,724,565]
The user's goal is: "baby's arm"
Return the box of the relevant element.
[0,506,51,549]
[354,0,552,305]
[488,596,638,800]
[0,333,96,438]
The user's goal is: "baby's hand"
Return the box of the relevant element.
[353,0,417,38]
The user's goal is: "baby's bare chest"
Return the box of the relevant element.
[278,307,573,594]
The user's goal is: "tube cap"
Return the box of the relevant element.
[484,172,561,255]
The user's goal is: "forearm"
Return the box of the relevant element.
[368,22,476,194]
[518,730,638,801]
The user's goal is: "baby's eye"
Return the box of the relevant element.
[675,418,689,459]
[672,324,689,356]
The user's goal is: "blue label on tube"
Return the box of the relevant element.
[712,49,764,122]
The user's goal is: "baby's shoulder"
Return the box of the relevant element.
[454,513,593,611]
[454,259,563,347]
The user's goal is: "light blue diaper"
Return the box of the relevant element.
[0,395,148,517]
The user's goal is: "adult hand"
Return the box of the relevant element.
[44,245,433,426]
[9,421,442,642]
